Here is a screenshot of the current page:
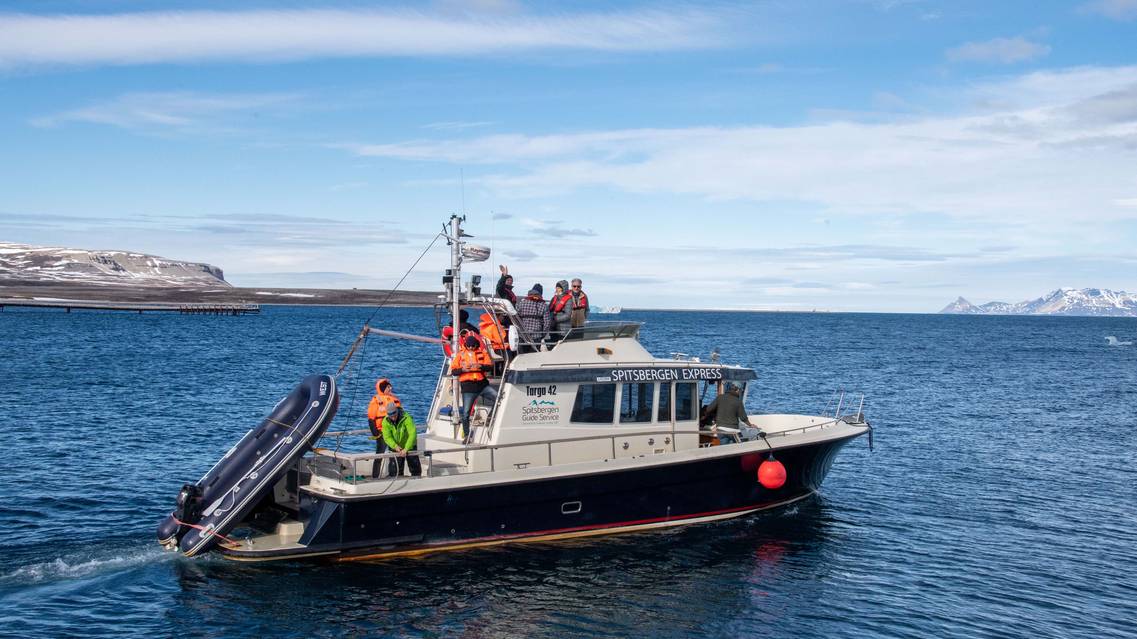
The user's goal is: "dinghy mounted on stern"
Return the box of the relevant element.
[156,374,339,557]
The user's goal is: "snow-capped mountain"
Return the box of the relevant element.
[0,242,228,287]
[941,288,1137,317]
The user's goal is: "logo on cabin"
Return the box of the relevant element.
[521,393,560,423]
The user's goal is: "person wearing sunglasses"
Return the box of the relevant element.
[568,278,589,328]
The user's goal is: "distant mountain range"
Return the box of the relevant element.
[0,242,228,287]
[941,288,1137,317]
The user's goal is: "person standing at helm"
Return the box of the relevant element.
[450,332,498,443]
[380,402,421,477]
[367,379,402,478]
[568,278,590,327]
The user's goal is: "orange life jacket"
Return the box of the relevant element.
[451,347,491,383]
[367,378,402,427]
[479,316,506,351]
[550,292,573,313]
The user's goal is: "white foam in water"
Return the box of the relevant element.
[1105,336,1134,346]
[1,545,174,584]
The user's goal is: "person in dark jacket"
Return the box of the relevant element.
[457,309,480,335]
[705,383,762,442]
[496,264,517,305]
[515,283,550,351]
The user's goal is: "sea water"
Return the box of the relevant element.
[0,306,1134,638]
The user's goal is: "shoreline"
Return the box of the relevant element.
[0,282,439,308]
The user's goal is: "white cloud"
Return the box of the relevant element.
[1081,0,1137,20]
[0,8,727,69]
[31,91,300,133]
[343,66,1137,227]
[946,37,1051,64]
[422,121,495,131]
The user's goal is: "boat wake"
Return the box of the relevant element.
[1105,336,1134,346]
[0,544,175,586]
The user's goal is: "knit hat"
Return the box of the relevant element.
[556,279,569,291]
[528,283,543,296]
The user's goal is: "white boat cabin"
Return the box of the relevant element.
[418,300,758,473]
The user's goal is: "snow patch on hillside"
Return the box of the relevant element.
[0,242,229,288]
[941,288,1137,317]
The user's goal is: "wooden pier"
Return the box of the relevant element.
[0,298,260,315]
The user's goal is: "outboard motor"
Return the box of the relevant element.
[157,484,204,549]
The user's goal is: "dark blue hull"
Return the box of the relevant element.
[223,431,861,561]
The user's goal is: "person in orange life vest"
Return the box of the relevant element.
[479,312,510,376]
[568,278,590,327]
[366,378,402,478]
[549,279,572,337]
[450,332,498,442]
[479,313,508,353]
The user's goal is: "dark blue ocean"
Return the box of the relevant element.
[1,306,1134,638]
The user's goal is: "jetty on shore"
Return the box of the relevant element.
[0,298,261,315]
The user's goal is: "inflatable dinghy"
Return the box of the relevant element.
[156,374,339,557]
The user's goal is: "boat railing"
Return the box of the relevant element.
[309,428,686,484]
[821,388,866,423]
[310,411,866,486]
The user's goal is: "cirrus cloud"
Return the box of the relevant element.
[0,7,730,70]
[946,36,1050,64]
[343,66,1137,228]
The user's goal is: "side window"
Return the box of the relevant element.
[675,382,697,421]
[619,383,655,423]
[571,384,615,423]
[657,383,672,422]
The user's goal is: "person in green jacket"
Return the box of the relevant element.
[381,402,422,477]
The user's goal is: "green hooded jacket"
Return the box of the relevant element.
[381,410,417,451]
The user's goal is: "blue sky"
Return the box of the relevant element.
[2,1,1136,311]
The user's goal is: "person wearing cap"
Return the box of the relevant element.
[450,332,498,442]
[380,401,421,477]
[705,382,761,443]
[515,282,550,352]
[366,378,401,477]
[549,280,572,338]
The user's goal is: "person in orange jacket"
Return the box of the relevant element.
[479,312,508,353]
[450,332,498,442]
[366,378,401,477]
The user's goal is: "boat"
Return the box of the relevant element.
[156,215,872,562]
[593,305,622,314]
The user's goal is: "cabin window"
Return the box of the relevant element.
[675,382,697,421]
[657,383,672,422]
[619,383,655,423]
[571,384,616,423]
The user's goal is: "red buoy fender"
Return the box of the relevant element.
[758,455,787,490]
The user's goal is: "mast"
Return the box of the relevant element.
[448,214,463,437]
